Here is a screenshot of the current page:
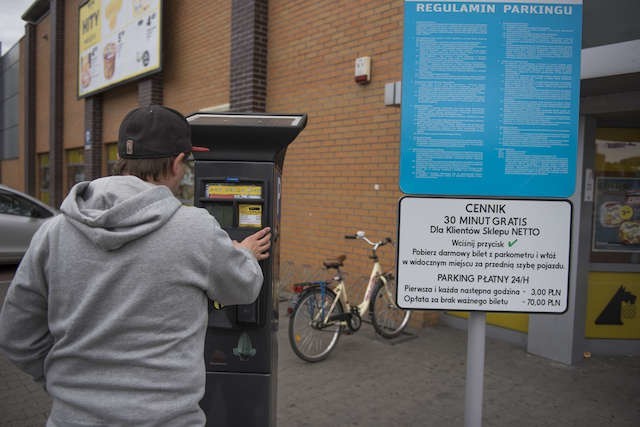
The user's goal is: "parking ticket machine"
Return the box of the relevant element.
[186,112,307,427]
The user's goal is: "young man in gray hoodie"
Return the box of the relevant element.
[0,105,271,426]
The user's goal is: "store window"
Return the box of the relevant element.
[585,128,640,340]
[591,129,640,264]
[177,155,194,206]
[66,148,86,193]
[106,143,118,176]
[37,154,50,205]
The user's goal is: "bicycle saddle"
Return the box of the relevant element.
[323,255,346,269]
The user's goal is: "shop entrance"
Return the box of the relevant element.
[584,126,640,342]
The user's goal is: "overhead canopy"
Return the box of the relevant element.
[186,112,307,165]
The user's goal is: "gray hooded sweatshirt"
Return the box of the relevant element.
[0,176,263,426]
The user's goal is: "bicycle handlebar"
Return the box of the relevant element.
[344,231,393,249]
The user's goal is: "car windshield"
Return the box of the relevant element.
[0,190,52,218]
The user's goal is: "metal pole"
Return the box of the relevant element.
[464,311,486,427]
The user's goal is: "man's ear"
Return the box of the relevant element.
[171,153,185,176]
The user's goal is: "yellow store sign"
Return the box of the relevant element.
[79,0,101,53]
[586,272,639,339]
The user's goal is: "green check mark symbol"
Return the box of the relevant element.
[508,239,518,247]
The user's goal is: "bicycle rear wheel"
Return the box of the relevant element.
[371,279,411,339]
[288,287,343,362]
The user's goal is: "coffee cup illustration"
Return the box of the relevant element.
[103,43,117,80]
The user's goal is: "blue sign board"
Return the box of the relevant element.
[400,0,583,197]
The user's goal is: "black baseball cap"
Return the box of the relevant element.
[118,105,209,159]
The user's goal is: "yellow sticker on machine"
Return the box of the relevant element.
[239,204,262,228]
[206,183,262,199]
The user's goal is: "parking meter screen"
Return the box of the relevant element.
[206,183,262,200]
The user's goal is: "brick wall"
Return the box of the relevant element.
[102,83,138,143]
[163,0,231,114]
[63,3,83,149]
[35,16,51,155]
[23,24,36,195]
[138,74,163,107]
[229,0,268,112]
[267,0,401,293]
[49,0,65,207]
[267,1,436,324]
[84,95,103,178]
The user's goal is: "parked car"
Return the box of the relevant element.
[0,185,58,265]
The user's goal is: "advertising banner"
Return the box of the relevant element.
[78,0,162,98]
[400,0,583,197]
[593,177,640,252]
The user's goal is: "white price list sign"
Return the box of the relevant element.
[397,197,572,313]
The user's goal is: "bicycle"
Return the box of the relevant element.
[288,231,412,362]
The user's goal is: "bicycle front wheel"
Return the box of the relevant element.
[288,287,343,362]
[371,279,411,339]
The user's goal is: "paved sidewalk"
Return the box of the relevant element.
[1,280,51,426]
[1,278,639,426]
[277,316,639,427]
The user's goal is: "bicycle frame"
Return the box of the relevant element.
[314,259,384,327]
[294,231,398,329]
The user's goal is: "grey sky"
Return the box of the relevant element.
[0,0,34,54]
